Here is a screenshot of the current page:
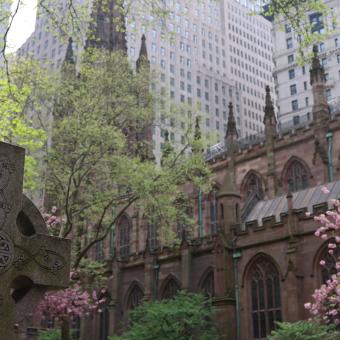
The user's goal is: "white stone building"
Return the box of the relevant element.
[272,0,340,128]
[17,0,275,161]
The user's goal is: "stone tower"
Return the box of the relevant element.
[85,0,127,53]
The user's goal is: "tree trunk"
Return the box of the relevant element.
[60,315,71,340]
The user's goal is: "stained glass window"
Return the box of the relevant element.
[286,161,309,192]
[162,279,180,299]
[250,258,281,339]
[119,216,130,258]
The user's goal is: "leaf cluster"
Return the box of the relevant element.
[111,292,219,340]
[46,49,210,267]
[268,321,338,340]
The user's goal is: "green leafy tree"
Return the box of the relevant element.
[46,48,210,269]
[269,321,338,340]
[0,63,47,191]
[111,292,219,340]
[258,0,338,61]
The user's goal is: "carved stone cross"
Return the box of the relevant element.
[0,142,70,339]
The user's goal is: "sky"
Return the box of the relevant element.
[7,0,37,52]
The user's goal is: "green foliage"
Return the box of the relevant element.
[78,258,107,289]
[46,49,210,268]
[0,62,48,191]
[268,321,338,340]
[110,292,218,340]
[38,329,61,340]
[258,0,338,62]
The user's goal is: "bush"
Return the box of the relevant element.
[38,329,61,340]
[110,292,218,340]
[268,321,338,340]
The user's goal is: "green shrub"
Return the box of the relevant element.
[269,321,338,340]
[110,292,218,340]
[38,329,61,340]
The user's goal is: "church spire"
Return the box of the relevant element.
[61,37,76,77]
[225,102,238,156]
[161,130,174,165]
[226,102,238,139]
[310,45,331,180]
[310,45,330,123]
[263,85,276,126]
[192,116,203,154]
[64,37,75,65]
[136,34,150,72]
[85,0,127,53]
[263,85,277,142]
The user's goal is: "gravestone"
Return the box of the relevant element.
[0,142,71,339]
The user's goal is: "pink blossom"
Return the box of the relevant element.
[321,187,330,194]
[305,203,340,325]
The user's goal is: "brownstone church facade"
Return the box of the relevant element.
[77,46,340,340]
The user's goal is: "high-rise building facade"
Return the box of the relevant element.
[17,0,275,162]
[222,0,275,138]
[272,0,340,127]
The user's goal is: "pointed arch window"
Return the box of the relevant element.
[119,216,130,258]
[71,316,81,340]
[286,161,309,192]
[249,258,281,339]
[109,227,115,258]
[99,307,109,340]
[320,245,338,284]
[95,240,104,262]
[162,279,180,300]
[147,222,158,251]
[244,173,264,200]
[201,271,214,298]
[127,286,144,310]
[209,190,218,235]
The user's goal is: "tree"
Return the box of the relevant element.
[269,321,338,340]
[304,187,340,325]
[258,0,338,61]
[110,292,219,340]
[0,61,47,191]
[46,48,210,269]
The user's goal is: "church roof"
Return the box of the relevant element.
[245,181,340,226]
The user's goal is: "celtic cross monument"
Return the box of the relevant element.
[0,142,70,339]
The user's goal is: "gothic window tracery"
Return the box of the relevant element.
[161,279,180,300]
[285,160,309,192]
[244,173,264,200]
[320,246,338,284]
[201,271,214,298]
[119,216,130,258]
[127,285,144,310]
[249,257,281,339]
[147,222,158,251]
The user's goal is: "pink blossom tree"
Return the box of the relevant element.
[37,208,108,340]
[304,187,340,325]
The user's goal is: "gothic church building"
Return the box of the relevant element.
[80,44,340,340]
